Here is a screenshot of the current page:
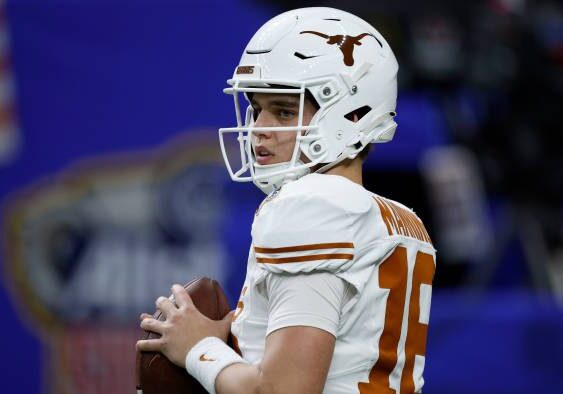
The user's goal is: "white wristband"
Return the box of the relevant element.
[186,336,246,394]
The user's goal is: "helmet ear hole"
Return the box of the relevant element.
[344,106,372,122]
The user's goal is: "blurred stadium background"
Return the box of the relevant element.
[0,0,562,392]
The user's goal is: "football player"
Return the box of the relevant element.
[137,7,436,394]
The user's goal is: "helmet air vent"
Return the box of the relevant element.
[294,51,320,60]
[344,106,372,122]
[246,49,271,54]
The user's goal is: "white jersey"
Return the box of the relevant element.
[231,173,436,394]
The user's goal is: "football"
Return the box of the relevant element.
[136,277,232,394]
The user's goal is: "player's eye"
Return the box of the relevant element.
[278,109,296,120]
[252,107,261,121]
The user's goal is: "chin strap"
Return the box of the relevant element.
[347,112,396,147]
[252,160,310,194]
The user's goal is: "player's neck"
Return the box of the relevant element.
[324,158,363,186]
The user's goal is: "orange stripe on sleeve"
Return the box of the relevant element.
[254,242,354,254]
[256,253,354,264]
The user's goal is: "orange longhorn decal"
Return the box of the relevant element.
[300,31,382,66]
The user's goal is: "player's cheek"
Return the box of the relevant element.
[282,141,296,161]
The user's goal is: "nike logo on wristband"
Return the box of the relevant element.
[199,354,215,362]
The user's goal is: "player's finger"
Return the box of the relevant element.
[155,296,177,316]
[136,338,163,352]
[171,283,194,308]
[139,313,152,321]
[140,317,164,334]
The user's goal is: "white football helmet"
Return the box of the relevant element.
[219,7,398,194]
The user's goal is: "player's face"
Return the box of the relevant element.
[250,93,317,165]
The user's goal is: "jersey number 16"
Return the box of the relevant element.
[360,246,435,394]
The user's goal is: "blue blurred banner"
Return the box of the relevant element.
[3,129,252,392]
[427,290,563,393]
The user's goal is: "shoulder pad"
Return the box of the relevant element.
[252,176,368,275]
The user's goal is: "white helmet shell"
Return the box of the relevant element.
[219,7,398,194]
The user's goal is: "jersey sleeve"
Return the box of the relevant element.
[260,271,351,336]
[252,191,358,275]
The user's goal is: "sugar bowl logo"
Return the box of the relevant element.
[3,131,229,393]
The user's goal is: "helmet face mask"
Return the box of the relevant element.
[219,84,323,194]
[219,7,399,194]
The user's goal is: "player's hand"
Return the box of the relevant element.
[136,284,233,367]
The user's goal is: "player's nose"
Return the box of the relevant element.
[253,111,274,138]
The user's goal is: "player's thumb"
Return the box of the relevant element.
[222,310,235,322]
